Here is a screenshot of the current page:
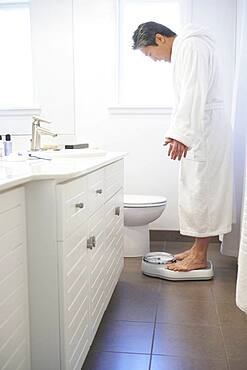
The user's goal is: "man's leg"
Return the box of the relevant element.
[166,237,211,271]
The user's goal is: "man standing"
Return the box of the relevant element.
[132,22,232,271]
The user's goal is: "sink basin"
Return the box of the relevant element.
[29,148,108,160]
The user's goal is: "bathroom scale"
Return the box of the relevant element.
[141,252,214,281]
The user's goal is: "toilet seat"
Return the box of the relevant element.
[124,194,167,208]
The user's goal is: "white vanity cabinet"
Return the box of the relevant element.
[56,160,124,370]
[26,158,124,370]
[0,187,31,370]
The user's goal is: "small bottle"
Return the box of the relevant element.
[0,135,4,157]
[4,134,12,156]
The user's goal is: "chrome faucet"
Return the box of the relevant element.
[31,115,57,151]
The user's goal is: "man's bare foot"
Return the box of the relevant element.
[166,255,207,272]
[174,249,192,261]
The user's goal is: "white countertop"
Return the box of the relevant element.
[0,151,126,192]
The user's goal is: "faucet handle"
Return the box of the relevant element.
[32,115,52,124]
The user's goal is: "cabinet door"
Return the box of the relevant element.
[104,160,124,202]
[58,221,90,370]
[113,190,125,281]
[0,187,30,370]
[87,206,106,341]
[87,168,105,216]
[104,189,124,308]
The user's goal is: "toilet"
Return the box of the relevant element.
[124,194,167,257]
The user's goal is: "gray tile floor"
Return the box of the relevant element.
[82,242,247,370]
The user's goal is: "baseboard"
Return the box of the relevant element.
[150,230,220,243]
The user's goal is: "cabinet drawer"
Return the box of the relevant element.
[87,168,104,216]
[56,176,88,240]
[104,160,124,202]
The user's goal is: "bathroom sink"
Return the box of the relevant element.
[29,148,108,160]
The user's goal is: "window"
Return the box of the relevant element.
[117,0,189,108]
[0,0,33,108]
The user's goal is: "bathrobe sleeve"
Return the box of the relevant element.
[166,40,210,149]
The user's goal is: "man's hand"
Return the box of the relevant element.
[164,138,188,161]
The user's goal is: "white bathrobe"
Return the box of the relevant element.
[166,24,233,237]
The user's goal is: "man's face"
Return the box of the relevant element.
[140,33,172,62]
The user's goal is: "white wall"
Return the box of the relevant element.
[30,0,75,136]
[221,0,247,257]
[21,0,236,231]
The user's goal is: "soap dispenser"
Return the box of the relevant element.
[0,135,4,157]
[4,134,12,156]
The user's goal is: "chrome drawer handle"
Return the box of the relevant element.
[87,237,93,250]
[96,189,103,194]
[75,202,84,209]
[87,236,96,249]
[115,206,120,216]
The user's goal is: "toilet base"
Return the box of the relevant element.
[124,225,150,257]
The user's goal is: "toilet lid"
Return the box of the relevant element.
[124,194,167,208]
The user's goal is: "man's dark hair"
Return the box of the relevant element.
[132,21,177,49]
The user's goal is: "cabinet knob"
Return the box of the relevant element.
[115,206,121,216]
[87,236,96,249]
[75,202,84,209]
[87,237,93,249]
[96,189,103,194]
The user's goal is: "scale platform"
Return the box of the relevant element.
[141,252,214,281]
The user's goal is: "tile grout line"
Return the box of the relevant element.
[211,286,231,370]
[218,325,231,370]
[148,284,160,370]
[90,349,151,355]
